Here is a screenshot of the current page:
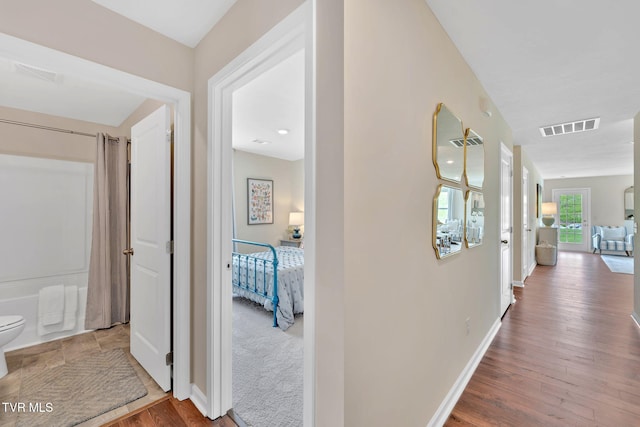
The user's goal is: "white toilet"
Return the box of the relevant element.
[0,315,26,378]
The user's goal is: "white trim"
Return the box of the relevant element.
[512,281,525,288]
[632,312,640,329]
[206,3,311,420]
[190,384,209,417]
[427,318,502,427]
[528,262,537,277]
[0,34,191,400]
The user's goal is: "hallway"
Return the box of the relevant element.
[446,251,639,426]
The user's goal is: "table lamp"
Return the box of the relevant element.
[289,212,304,239]
[541,202,557,227]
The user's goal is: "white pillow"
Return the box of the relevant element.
[602,227,626,241]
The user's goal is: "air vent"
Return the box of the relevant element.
[539,118,600,137]
[13,62,61,84]
[450,137,484,148]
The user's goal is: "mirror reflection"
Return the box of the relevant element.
[624,186,634,219]
[466,191,484,247]
[465,128,484,189]
[433,185,464,259]
[433,103,464,183]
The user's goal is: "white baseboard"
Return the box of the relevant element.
[190,384,208,418]
[513,281,525,288]
[528,262,536,276]
[427,318,502,427]
[632,312,640,329]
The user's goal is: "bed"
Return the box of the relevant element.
[231,239,304,330]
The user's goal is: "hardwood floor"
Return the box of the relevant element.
[104,396,238,427]
[446,251,639,426]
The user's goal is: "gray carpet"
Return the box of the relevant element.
[16,348,147,427]
[601,254,634,275]
[233,297,303,427]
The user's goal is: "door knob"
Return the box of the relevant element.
[501,240,509,244]
[123,248,134,256]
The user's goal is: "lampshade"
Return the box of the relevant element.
[289,212,304,226]
[541,202,557,215]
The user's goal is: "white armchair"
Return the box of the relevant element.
[592,225,634,256]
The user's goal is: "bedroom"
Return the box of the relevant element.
[228,46,305,426]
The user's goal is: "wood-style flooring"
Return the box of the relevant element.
[446,251,639,426]
[104,396,238,427]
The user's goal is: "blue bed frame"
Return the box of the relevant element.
[231,239,279,327]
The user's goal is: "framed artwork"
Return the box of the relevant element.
[536,183,542,218]
[247,178,274,225]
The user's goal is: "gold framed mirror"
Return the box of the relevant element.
[433,184,464,259]
[465,191,484,248]
[464,128,484,189]
[433,103,464,183]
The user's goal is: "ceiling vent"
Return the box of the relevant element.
[539,118,600,137]
[450,136,484,148]
[13,62,62,84]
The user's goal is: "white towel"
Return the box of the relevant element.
[62,286,78,331]
[38,285,65,326]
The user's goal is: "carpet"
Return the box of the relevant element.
[601,254,634,275]
[233,297,303,427]
[16,348,147,427]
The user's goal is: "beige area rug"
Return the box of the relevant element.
[16,348,147,427]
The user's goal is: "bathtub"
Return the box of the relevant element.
[0,285,91,352]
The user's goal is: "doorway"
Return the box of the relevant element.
[500,143,514,315]
[552,188,591,252]
[207,3,312,422]
[0,34,192,400]
[522,166,530,280]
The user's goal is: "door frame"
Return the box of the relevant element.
[500,143,515,315]
[552,188,592,252]
[522,166,530,281]
[0,34,192,400]
[206,3,312,421]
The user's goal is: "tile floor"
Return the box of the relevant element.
[0,324,168,427]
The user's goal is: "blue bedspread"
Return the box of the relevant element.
[232,246,304,330]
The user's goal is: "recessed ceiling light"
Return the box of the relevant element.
[446,160,454,164]
[539,118,600,137]
[277,129,289,135]
[252,139,271,145]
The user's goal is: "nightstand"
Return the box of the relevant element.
[280,239,303,248]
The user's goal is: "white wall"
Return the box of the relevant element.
[233,149,304,248]
[543,175,633,227]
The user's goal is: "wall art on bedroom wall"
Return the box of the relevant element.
[247,178,274,225]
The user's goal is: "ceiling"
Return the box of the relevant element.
[91,0,237,48]
[427,0,640,179]
[4,1,636,175]
[0,0,305,161]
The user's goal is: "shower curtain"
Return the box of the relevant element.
[85,133,129,330]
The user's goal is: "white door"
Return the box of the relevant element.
[500,144,513,315]
[130,105,172,391]
[522,167,530,279]
[552,188,591,252]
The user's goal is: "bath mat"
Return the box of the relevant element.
[601,254,634,275]
[15,348,147,427]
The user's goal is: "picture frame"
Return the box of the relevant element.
[536,183,542,218]
[247,178,274,225]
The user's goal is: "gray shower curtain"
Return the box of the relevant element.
[85,133,129,330]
